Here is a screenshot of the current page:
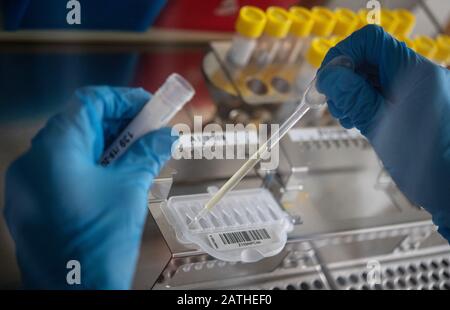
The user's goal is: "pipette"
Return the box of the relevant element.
[189,55,354,229]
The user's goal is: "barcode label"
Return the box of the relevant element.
[208,228,275,251]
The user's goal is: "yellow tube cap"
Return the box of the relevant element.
[381,9,399,34]
[435,34,450,64]
[393,9,416,37]
[330,35,346,46]
[311,7,337,37]
[289,7,314,38]
[235,6,267,39]
[357,9,368,29]
[413,35,438,59]
[396,35,415,50]
[306,37,333,68]
[264,6,292,38]
[333,8,359,36]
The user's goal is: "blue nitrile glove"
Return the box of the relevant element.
[317,25,450,241]
[4,87,177,289]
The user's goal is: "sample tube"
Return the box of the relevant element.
[380,9,400,35]
[310,7,337,37]
[227,6,267,67]
[100,74,195,166]
[413,35,438,62]
[253,6,292,67]
[333,8,359,37]
[392,9,416,38]
[295,37,333,94]
[434,34,450,67]
[294,37,334,126]
[277,6,314,65]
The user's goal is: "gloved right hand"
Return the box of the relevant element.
[317,25,450,241]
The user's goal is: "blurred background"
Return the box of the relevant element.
[0,0,449,289]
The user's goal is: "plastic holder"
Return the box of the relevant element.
[160,187,293,263]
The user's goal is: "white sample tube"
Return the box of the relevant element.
[100,73,195,166]
[228,35,258,67]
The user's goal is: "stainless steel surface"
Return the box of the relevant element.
[327,249,450,290]
[277,127,432,240]
[134,126,450,290]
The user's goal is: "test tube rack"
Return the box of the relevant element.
[204,41,308,107]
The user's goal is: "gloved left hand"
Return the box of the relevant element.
[4,87,177,289]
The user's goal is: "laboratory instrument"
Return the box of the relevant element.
[161,187,293,262]
[100,73,194,166]
[189,56,355,229]
[133,6,450,291]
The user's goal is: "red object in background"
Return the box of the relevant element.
[154,0,301,32]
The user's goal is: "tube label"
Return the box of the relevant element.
[100,131,135,166]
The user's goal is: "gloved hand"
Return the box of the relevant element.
[4,87,177,289]
[317,25,450,241]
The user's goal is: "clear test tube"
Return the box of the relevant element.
[310,7,337,38]
[277,6,314,65]
[392,9,416,38]
[413,35,438,62]
[434,35,450,67]
[252,6,292,67]
[227,6,267,68]
[333,8,359,38]
[100,74,194,166]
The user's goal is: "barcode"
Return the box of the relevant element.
[218,229,271,245]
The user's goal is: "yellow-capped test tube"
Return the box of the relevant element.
[413,35,438,60]
[333,8,359,37]
[393,9,416,38]
[311,7,337,37]
[434,35,450,66]
[278,6,314,64]
[294,37,334,125]
[295,37,333,93]
[253,6,292,66]
[330,35,346,46]
[227,6,267,67]
[380,9,400,34]
[357,9,369,29]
